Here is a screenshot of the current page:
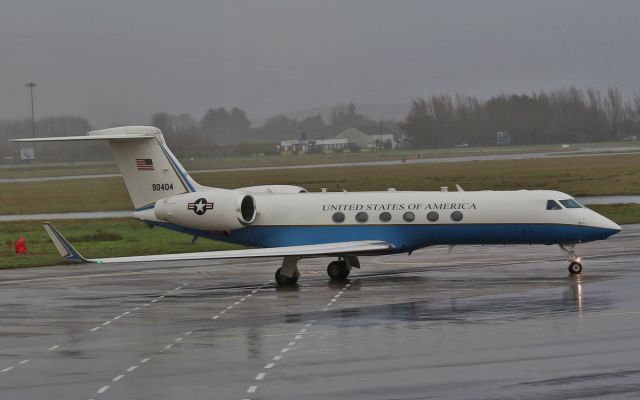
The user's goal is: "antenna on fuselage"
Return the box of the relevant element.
[455,184,464,192]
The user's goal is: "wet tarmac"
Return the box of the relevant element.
[1,225,640,399]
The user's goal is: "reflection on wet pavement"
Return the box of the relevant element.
[0,226,639,399]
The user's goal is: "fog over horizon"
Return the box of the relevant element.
[1,0,640,128]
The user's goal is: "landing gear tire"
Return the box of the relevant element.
[568,262,583,275]
[275,267,299,285]
[327,261,350,280]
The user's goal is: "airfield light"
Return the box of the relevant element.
[25,82,37,159]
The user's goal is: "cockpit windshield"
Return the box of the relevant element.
[546,200,562,210]
[559,199,583,208]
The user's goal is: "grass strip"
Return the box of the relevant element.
[2,154,639,215]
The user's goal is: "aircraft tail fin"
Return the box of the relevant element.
[43,222,89,263]
[12,126,202,210]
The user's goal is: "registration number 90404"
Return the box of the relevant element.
[152,183,174,191]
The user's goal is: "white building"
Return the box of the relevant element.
[279,138,348,154]
[335,126,398,150]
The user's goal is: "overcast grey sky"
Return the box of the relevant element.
[1,0,639,127]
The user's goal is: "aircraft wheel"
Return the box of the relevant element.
[275,267,299,285]
[568,262,582,275]
[327,261,350,280]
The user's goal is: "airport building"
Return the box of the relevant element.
[279,125,400,154]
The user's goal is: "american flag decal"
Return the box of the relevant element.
[136,158,154,171]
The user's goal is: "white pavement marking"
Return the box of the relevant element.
[242,281,349,399]
[97,385,110,394]
[2,285,184,379]
[85,281,272,399]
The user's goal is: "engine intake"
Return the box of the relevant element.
[154,189,256,231]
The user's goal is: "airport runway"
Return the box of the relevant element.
[2,146,639,184]
[1,225,640,399]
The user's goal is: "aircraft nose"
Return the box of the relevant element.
[595,215,621,236]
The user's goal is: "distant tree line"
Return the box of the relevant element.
[3,87,640,162]
[402,87,640,147]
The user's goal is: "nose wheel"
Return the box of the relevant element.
[560,244,583,275]
[568,261,582,275]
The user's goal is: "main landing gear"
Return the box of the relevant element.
[274,255,361,286]
[560,244,582,275]
[327,255,359,281]
[275,256,300,285]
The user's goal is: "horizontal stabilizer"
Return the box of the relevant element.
[43,223,394,265]
[10,126,159,142]
[11,134,153,142]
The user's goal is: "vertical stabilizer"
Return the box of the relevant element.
[11,126,202,210]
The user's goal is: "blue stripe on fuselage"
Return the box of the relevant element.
[143,221,619,252]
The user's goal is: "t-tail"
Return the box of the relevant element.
[11,126,203,211]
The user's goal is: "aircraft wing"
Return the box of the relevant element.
[43,222,394,264]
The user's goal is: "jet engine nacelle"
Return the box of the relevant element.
[154,189,256,231]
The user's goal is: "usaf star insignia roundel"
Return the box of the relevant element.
[187,198,214,215]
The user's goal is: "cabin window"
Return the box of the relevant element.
[451,211,463,222]
[403,211,415,222]
[379,211,392,222]
[332,212,345,223]
[546,200,562,210]
[355,211,369,223]
[427,211,439,222]
[560,199,583,209]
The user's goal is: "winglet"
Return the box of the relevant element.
[43,222,89,263]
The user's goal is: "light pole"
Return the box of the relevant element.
[25,82,37,160]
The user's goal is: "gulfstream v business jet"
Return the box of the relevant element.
[12,126,621,285]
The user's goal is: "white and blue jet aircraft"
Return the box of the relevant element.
[12,126,621,285]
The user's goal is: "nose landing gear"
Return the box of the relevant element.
[560,244,582,275]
